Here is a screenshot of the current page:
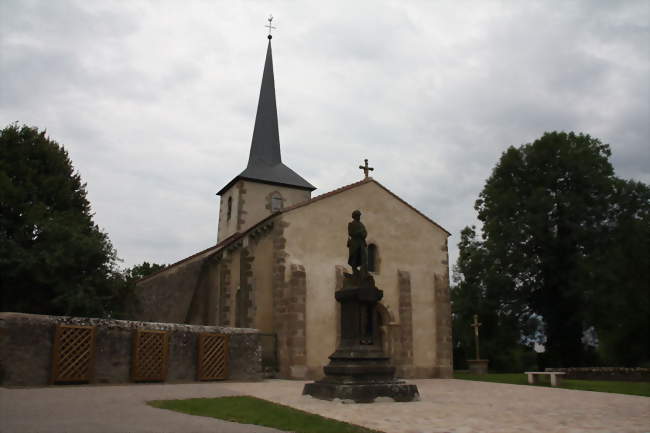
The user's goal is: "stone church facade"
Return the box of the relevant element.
[133,36,452,379]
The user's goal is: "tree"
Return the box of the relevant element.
[0,124,119,317]
[452,226,534,371]
[584,179,650,366]
[123,261,166,284]
[454,130,649,369]
[109,261,167,319]
[474,132,618,366]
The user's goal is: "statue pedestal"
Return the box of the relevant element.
[302,274,419,403]
[467,359,489,375]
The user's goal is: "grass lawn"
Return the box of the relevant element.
[454,372,650,397]
[149,396,383,433]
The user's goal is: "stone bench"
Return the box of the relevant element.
[524,371,566,387]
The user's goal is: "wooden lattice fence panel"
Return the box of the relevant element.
[51,324,96,384]
[197,333,228,381]
[131,329,169,382]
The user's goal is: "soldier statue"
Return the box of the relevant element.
[347,210,368,277]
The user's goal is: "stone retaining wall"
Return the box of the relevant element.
[0,312,262,387]
[545,367,650,382]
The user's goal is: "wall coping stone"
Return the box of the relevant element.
[0,312,259,334]
[0,312,262,386]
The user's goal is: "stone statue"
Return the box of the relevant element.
[302,208,419,402]
[347,210,368,277]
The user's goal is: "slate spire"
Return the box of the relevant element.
[218,36,315,195]
[248,39,281,167]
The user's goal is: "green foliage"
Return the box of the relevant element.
[452,226,534,371]
[123,261,166,284]
[109,262,167,319]
[0,123,166,319]
[149,396,382,433]
[453,131,649,368]
[453,372,650,397]
[0,124,119,317]
[585,179,650,365]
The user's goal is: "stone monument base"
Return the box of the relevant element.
[302,273,419,403]
[303,379,419,403]
[468,359,489,374]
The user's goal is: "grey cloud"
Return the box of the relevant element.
[1,0,647,269]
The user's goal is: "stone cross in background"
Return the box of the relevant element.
[471,314,482,360]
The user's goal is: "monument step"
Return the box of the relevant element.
[303,381,420,403]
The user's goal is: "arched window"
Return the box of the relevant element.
[227,196,232,221]
[368,243,378,273]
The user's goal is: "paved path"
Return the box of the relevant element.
[0,382,283,433]
[226,379,650,433]
[2,379,649,433]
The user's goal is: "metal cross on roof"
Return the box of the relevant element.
[265,15,276,37]
[359,159,374,178]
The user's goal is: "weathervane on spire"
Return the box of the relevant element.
[266,15,276,39]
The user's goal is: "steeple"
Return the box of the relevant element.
[217,34,315,195]
[248,39,281,167]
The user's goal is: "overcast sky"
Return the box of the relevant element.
[1,0,648,271]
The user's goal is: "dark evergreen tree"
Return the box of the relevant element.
[0,124,119,317]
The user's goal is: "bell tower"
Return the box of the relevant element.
[217,30,315,242]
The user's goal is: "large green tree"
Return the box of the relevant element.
[476,132,615,366]
[451,226,532,371]
[584,178,650,365]
[0,124,120,317]
[456,131,648,367]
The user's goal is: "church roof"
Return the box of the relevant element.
[217,38,315,195]
[281,178,452,236]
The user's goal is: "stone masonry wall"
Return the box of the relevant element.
[132,258,206,324]
[433,238,453,378]
[219,259,232,326]
[237,248,255,328]
[434,272,453,378]
[272,219,290,377]
[271,219,308,378]
[185,259,212,325]
[286,264,307,378]
[0,312,262,387]
[237,181,247,232]
[397,270,414,377]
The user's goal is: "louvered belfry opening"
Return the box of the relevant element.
[131,329,169,382]
[51,324,96,384]
[197,333,229,381]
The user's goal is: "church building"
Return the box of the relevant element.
[134,34,453,379]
